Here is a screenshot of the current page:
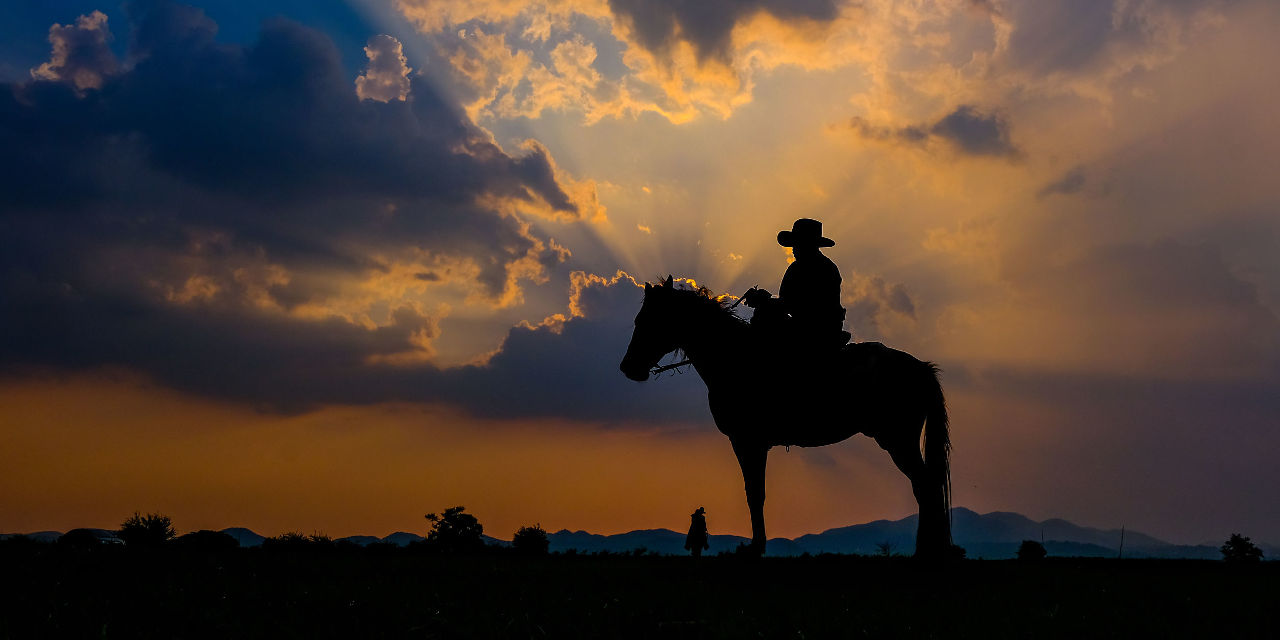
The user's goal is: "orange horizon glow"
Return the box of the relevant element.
[0,373,927,540]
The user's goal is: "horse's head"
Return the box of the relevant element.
[619,275,680,381]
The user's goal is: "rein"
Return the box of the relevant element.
[649,359,691,375]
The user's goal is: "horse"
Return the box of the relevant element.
[618,276,952,558]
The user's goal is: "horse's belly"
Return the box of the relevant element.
[771,409,866,447]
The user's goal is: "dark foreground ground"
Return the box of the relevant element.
[1,546,1274,638]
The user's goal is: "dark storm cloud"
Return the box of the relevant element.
[4,2,581,231]
[929,105,1019,158]
[1005,0,1114,74]
[0,2,637,420]
[444,276,711,422]
[607,0,840,62]
[847,105,1020,158]
[1036,165,1087,199]
[2,264,707,423]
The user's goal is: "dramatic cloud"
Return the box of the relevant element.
[929,105,1019,158]
[397,0,859,122]
[846,105,1019,158]
[28,10,119,92]
[355,34,412,102]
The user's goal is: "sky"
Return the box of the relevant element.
[2,0,1278,545]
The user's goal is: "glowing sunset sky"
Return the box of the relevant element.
[2,0,1278,545]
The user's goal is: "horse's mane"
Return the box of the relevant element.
[662,284,749,327]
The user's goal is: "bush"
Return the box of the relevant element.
[175,530,239,550]
[1016,540,1047,561]
[58,529,122,548]
[118,512,176,547]
[0,534,43,549]
[424,506,484,553]
[1220,533,1263,563]
[262,532,333,550]
[512,524,550,555]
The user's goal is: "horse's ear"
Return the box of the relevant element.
[664,275,673,288]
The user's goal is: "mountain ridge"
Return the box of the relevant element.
[5,509,1276,559]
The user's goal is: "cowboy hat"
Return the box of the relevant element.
[777,218,834,248]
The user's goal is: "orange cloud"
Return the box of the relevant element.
[29,10,118,93]
[398,0,866,123]
[355,34,412,102]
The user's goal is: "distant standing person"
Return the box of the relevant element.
[685,507,710,558]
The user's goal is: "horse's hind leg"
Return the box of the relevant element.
[731,437,768,557]
[878,433,945,558]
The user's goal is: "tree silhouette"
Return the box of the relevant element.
[512,524,550,555]
[425,506,484,552]
[1220,533,1263,562]
[118,512,176,547]
[1016,540,1047,561]
[875,541,895,557]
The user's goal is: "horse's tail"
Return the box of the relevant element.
[923,362,952,547]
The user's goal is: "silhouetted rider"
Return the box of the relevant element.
[743,218,849,353]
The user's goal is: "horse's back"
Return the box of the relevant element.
[840,340,927,380]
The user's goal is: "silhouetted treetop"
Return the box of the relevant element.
[118,512,175,547]
[512,524,550,555]
[425,506,484,552]
[1221,533,1263,562]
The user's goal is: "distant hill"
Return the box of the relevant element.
[542,509,1275,559]
[336,535,382,546]
[221,528,266,547]
[0,531,63,543]
[5,510,1276,559]
[381,532,424,547]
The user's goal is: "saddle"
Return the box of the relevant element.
[749,304,851,360]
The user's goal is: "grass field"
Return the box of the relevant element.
[1,546,1274,638]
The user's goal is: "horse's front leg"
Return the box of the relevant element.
[731,437,768,556]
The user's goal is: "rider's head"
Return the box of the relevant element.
[777,218,834,258]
